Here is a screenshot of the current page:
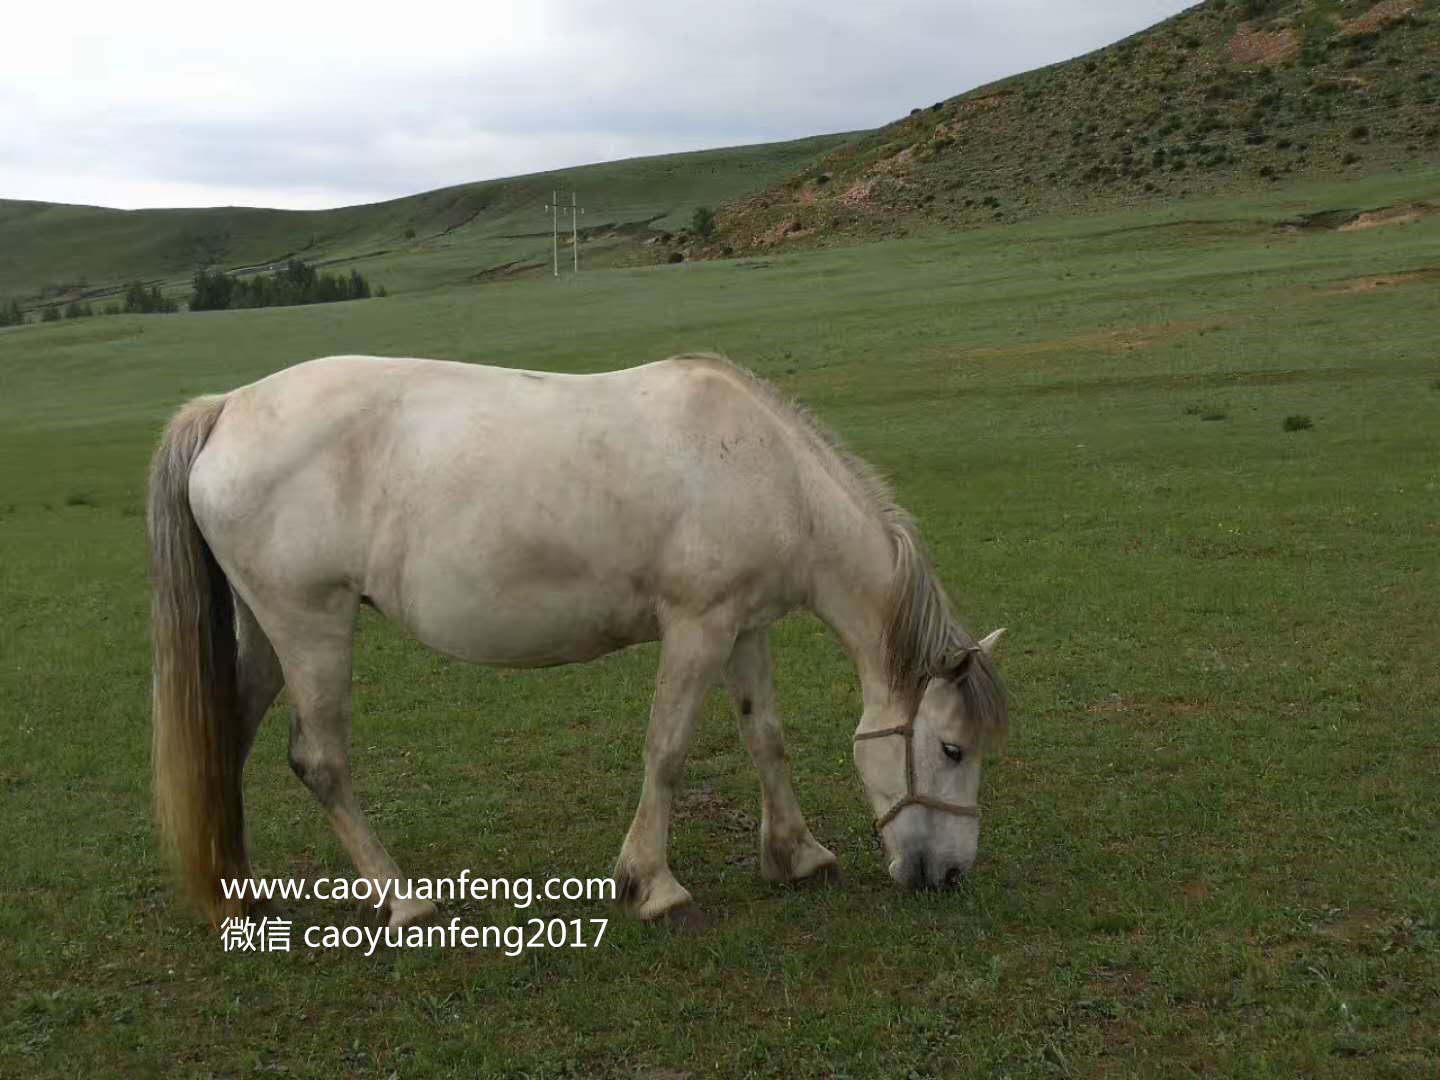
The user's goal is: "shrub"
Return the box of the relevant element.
[667,251,684,264]
[63,301,94,318]
[41,306,61,322]
[691,206,717,240]
[0,299,23,327]
[1201,409,1228,421]
[123,280,177,314]
[404,226,416,239]
[189,268,234,311]
[1283,414,1313,431]
[217,260,378,311]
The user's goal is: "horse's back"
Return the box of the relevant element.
[190,355,816,665]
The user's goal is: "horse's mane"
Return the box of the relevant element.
[668,353,1008,750]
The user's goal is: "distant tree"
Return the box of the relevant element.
[123,280,176,314]
[691,206,717,240]
[194,260,375,311]
[0,299,23,327]
[189,268,235,311]
[41,305,61,322]
[63,300,95,319]
[404,226,416,240]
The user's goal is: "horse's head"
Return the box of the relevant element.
[853,627,1007,889]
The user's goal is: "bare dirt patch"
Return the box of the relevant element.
[1229,23,1301,66]
[1340,0,1418,35]
[956,93,1007,116]
[1338,204,1434,231]
[678,789,756,834]
[1319,272,1426,294]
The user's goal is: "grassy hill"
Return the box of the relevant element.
[709,0,1440,254]
[0,133,853,310]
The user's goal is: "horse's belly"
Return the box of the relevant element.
[387,580,660,668]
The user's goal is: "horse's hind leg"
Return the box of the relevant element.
[614,613,735,920]
[725,630,838,884]
[263,598,436,930]
[235,593,284,761]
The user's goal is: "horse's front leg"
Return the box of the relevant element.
[726,629,838,883]
[614,614,734,920]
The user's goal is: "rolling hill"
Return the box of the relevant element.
[0,134,853,309]
[707,0,1440,254]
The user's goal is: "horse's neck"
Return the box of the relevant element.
[808,511,910,721]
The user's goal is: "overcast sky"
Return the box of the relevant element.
[2,0,1193,211]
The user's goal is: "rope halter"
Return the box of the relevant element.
[852,648,983,832]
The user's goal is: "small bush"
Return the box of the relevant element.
[691,206,717,240]
[404,226,416,239]
[123,280,177,314]
[1342,151,1362,165]
[64,492,96,507]
[1283,414,1313,431]
[0,299,24,327]
[41,306,61,322]
[667,251,684,264]
[1201,410,1228,422]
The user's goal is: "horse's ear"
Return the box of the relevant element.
[977,627,1006,658]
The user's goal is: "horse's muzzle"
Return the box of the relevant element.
[892,852,973,890]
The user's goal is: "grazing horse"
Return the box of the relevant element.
[148,353,1007,927]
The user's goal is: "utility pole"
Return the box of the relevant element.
[571,191,584,274]
[543,192,586,276]
[546,190,559,277]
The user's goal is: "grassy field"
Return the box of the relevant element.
[2,167,1438,1077]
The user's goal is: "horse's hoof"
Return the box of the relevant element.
[387,897,438,930]
[762,834,839,884]
[615,863,694,920]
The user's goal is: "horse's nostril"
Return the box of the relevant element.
[943,866,964,888]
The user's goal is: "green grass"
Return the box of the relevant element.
[2,169,1439,1078]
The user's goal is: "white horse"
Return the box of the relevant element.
[149,353,1007,927]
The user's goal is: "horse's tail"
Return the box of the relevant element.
[147,393,246,925]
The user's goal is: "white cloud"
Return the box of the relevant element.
[0,0,1193,210]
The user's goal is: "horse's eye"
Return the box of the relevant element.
[941,742,965,763]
